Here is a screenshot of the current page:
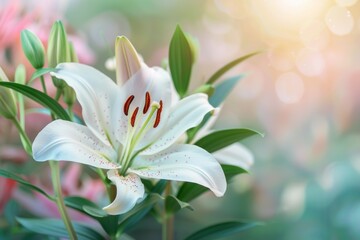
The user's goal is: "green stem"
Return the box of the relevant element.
[96,168,113,201]
[162,181,174,240]
[11,117,32,155]
[40,75,47,94]
[49,161,78,240]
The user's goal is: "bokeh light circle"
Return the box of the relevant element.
[325,5,354,36]
[300,20,330,50]
[295,48,325,77]
[275,72,304,104]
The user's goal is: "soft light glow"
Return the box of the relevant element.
[275,72,304,104]
[250,0,329,38]
[300,20,330,50]
[295,48,325,77]
[325,5,354,36]
[336,0,358,7]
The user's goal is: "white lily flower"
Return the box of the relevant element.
[32,60,226,214]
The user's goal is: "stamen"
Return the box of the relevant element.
[143,91,151,114]
[123,95,135,116]
[130,107,139,127]
[153,100,163,128]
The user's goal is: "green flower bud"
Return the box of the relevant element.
[15,64,26,85]
[63,84,76,107]
[0,67,17,119]
[48,21,69,88]
[67,41,79,63]
[48,21,69,67]
[115,36,141,85]
[21,30,45,69]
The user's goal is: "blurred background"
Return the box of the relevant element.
[1,0,360,239]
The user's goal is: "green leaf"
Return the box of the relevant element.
[64,196,107,218]
[207,52,260,84]
[169,25,193,97]
[184,221,261,240]
[0,169,53,200]
[117,194,163,234]
[209,75,244,107]
[221,164,247,180]
[0,82,70,121]
[177,165,247,202]
[29,68,56,83]
[17,218,105,240]
[165,195,193,214]
[195,128,263,153]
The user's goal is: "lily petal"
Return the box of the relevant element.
[142,93,213,155]
[131,144,226,197]
[213,143,254,171]
[51,63,122,147]
[103,170,145,215]
[32,120,118,169]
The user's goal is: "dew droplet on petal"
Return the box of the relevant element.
[325,5,354,36]
[336,0,358,7]
[300,20,330,50]
[275,72,304,104]
[295,48,325,77]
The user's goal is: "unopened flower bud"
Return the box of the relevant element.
[15,64,26,85]
[21,30,45,69]
[0,67,17,119]
[67,41,78,63]
[48,21,69,88]
[63,84,76,107]
[115,36,142,85]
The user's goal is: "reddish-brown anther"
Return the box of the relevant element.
[143,91,151,114]
[124,95,135,116]
[131,107,139,127]
[153,100,163,128]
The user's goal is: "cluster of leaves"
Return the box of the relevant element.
[0,22,262,239]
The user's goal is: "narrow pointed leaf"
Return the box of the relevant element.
[195,128,263,153]
[169,25,193,97]
[209,75,244,107]
[29,68,56,82]
[64,196,120,236]
[207,52,260,84]
[184,221,261,240]
[64,196,107,218]
[0,82,70,121]
[165,195,193,214]
[0,169,52,200]
[17,218,105,240]
[177,164,247,202]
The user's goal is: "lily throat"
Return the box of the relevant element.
[118,91,163,175]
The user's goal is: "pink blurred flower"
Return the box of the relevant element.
[0,177,17,212]
[13,163,105,223]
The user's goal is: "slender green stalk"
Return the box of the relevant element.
[40,75,47,94]
[11,117,32,155]
[162,181,174,240]
[96,168,114,201]
[50,161,78,240]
